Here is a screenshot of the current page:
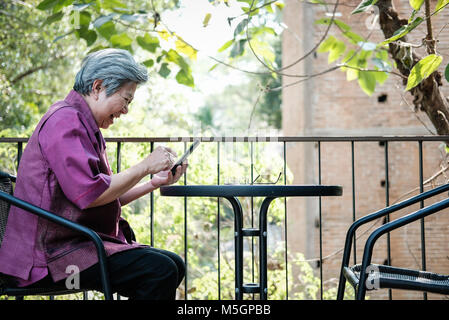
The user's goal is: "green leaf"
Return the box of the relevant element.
[77,28,97,46]
[119,14,139,23]
[342,31,365,45]
[102,0,127,10]
[43,11,64,25]
[317,36,337,53]
[346,67,359,81]
[328,40,346,63]
[408,9,419,23]
[445,63,449,82]
[234,18,248,38]
[406,54,443,91]
[275,1,285,10]
[96,21,116,40]
[203,13,212,27]
[175,39,197,60]
[165,49,189,71]
[436,0,449,12]
[315,17,365,45]
[218,39,234,52]
[317,36,346,63]
[142,59,154,68]
[53,0,74,13]
[71,11,91,28]
[176,69,195,87]
[158,63,171,78]
[315,18,350,32]
[352,0,378,14]
[36,0,58,10]
[409,0,424,10]
[73,3,92,11]
[110,33,133,47]
[358,71,376,95]
[230,39,246,58]
[208,63,218,72]
[93,14,116,28]
[136,33,159,53]
[251,26,276,36]
[374,70,388,85]
[249,38,275,64]
[380,17,423,45]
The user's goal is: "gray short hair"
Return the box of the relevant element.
[73,48,148,96]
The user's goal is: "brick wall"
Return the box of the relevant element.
[282,0,449,300]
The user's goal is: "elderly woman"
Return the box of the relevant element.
[0,49,187,299]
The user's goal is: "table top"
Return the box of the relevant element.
[160,184,343,198]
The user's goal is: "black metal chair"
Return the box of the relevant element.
[0,171,113,300]
[337,183,449,300]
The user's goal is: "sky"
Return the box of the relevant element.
[162,0,244,56]
[153,0,253,120]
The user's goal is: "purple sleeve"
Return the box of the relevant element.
[39,108,111,210]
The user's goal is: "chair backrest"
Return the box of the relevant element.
[0,171,13,247]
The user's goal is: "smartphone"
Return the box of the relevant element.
[170,139,200,176]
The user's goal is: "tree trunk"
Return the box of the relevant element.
[377,0,449,136]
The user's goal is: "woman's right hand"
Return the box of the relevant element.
[142,146,177,175]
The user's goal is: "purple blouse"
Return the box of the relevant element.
[0,90,145,286]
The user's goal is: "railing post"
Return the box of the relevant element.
[150,141,154,247]
[116,141,121,173]
[283,141,289,300]
[217,140,221,300]
[384,140,392,300]
[318,141,323,300]
[17,141,23,168]
[183,141,188,300]
[418,140,427,300]
[351,140,357,265]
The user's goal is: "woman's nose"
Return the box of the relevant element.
[121,105,128,114]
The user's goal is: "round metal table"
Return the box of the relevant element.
[160,184,343,300]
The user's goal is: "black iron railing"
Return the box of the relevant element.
[2,135,449,300]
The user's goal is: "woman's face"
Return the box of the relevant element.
[92,81,137,129]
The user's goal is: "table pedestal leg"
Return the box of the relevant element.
[259,197,276,300]
[225,196,276,300]
[225,197,244,300]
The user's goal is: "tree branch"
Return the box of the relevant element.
[377,0,449,137]
[424,0,435,54]
[10,54,65,85]
[10,65,47,84]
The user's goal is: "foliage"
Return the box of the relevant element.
[34,0,195,87]
[405,54,443,91]
[0,0,79,134]
[349,0,448,92]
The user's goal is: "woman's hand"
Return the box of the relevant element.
[142,146,177,175]
[151,161,188,188]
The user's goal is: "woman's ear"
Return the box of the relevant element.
[91,79,104,100]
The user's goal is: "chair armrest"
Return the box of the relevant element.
[343,183,449,265]
[0,190,113,300]
[356,196,449,299]
[0,172,16,183]
[337,183,449,299]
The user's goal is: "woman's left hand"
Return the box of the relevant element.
[150,161,188,188]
